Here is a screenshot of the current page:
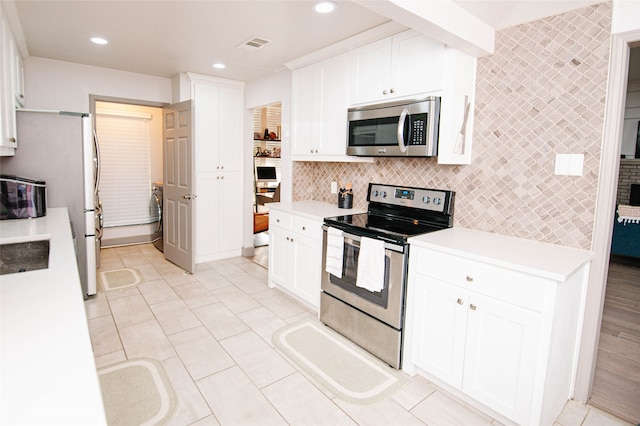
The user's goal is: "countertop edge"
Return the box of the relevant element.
[409,227,593,282]
[268,200,366,221]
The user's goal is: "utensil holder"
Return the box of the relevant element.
[338,193,353,209]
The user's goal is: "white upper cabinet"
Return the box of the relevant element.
[350,30,445,105]
[291,53,370,162]
[436,48,477,165]
[191,76,243,173]
[0,8,21,156]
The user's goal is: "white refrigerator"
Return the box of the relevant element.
[0,110,101,297]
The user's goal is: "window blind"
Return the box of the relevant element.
[253,104,281,138]
[96,112,154,227]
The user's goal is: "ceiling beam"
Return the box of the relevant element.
[351,0,495,57]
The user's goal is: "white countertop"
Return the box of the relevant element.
[268,200,366,221]
[409,227,593,282]
[0,209,107,425]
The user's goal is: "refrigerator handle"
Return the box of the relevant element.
[93,128,101,195]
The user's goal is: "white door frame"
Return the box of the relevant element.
[573,28,640,402]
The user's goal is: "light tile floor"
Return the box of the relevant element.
[85,243,632,426]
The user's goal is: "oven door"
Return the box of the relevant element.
[321,228,407,329]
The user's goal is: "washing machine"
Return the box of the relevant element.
[151,182,163,252]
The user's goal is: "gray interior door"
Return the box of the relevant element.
[162,100,195,273]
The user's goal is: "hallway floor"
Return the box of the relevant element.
[589,260,640,424]
[85,244,631,425]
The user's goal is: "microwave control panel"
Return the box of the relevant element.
[410,114,427,145]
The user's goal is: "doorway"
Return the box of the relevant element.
[90,97,164,248]
[251,103,281,269]
[588,46,640,424]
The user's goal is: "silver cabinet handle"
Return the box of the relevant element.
[286,237,290,241]
[390,88,395,94]
[302,226,306,231]
[457,298,464,305]
[470,304,477,311]
[466,275,474,282]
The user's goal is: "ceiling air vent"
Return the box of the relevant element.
[237,36,270,51]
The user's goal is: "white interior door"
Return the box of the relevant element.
[163,100,195,273]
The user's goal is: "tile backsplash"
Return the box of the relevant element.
[292,2,612,250]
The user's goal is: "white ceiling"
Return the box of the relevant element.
[2,0,611,83]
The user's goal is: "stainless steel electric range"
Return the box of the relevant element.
[320,183,455,368]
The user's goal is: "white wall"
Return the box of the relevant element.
[612,0,640,35]
[242,69,292,254]
[24,57,172,112]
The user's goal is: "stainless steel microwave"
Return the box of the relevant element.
[347,96,440,157]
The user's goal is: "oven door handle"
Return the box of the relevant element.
[322,226,405,253]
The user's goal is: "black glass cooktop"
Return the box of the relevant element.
[323,212,444,245]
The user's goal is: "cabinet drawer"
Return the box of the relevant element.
[269,210,292,230]
[412,249,549,312]
[291,216,323,240]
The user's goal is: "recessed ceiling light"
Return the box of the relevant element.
[313,1,337,14]
[91,37,108,45]
[212,63,226,69]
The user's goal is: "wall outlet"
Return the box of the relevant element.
[331,181,338,194]
[555,153,584,176]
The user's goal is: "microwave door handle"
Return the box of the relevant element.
[397,108,409,153]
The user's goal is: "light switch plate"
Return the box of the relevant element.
[331,181,338,194]
[555,154,584,176]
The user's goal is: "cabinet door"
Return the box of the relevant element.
[316,53,350,156]
[217,84,243,172]
[268,226,292,288]
[10,39,24,107]
[291,233,322,308]
[193,83,221,172]
[350,37,392,104]
[463,292,541,424]
[391,31,445,97]
[0,16,17,151]
[291,65,318,156]
[410,276,467,388]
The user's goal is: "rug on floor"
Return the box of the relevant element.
[98,358,177,426]
[100,268,142,291]
[272,319,409,405]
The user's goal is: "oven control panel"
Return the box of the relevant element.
[368,184,451,212]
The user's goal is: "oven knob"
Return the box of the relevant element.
[423,196,431,204]
[433,197,442,205]
[381,191,387,198]
[373,190,379,197]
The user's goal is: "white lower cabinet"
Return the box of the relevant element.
[268,209,323,310]
[410,274,541,423]
[405,230,591,426]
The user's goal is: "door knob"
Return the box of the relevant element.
[457,298,464,305]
